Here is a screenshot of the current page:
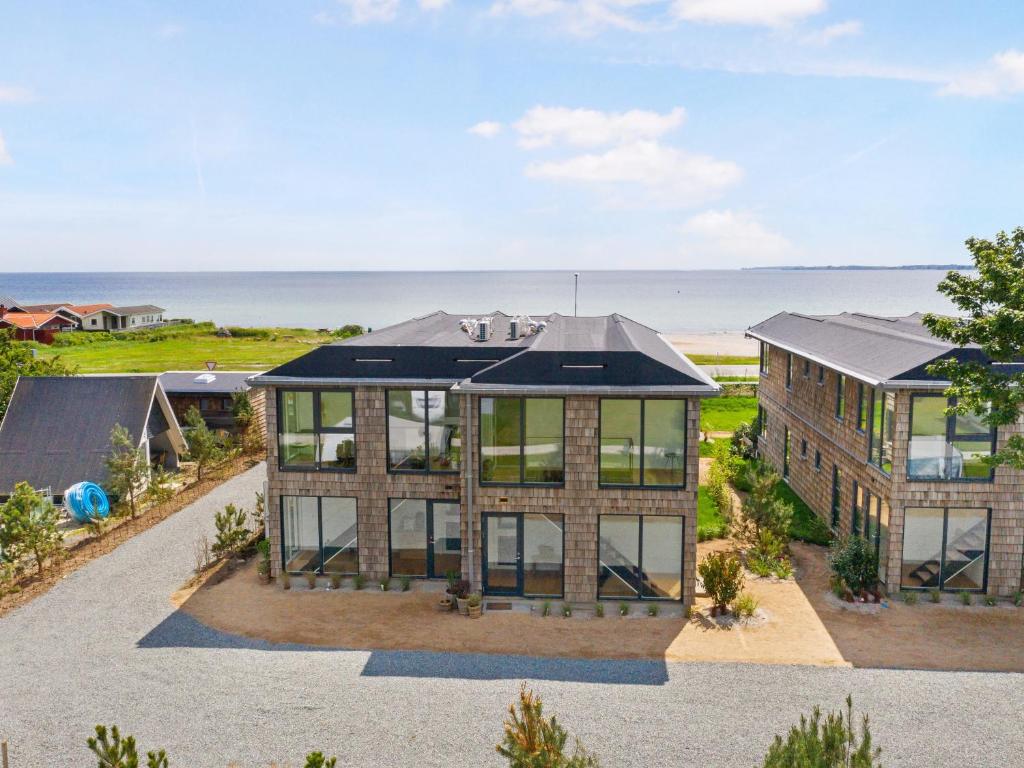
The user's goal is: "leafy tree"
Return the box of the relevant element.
[230,390,253,429]
[923,228,1024,470]
[763,696,881,767]
[212,503,249,557]
[739,464,793,544]
[828,536,879,594]
[0,482,64,576]
[697,551,744,614]
[87,724,168,768]
[106,424,149,518]
[497,684,600,768]
[0,327,75,421]
[732,417,760,460]
[184,405,224,480]
[332,323,365,339]
[304,753,338,768]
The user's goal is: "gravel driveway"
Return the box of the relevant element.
[1,462,1022,767]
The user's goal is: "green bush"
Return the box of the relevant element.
[594,603,604,618]
[828,536,878,594]
[698,552,744,612]
[739,464,793,543]
[959,591,973,606]
[929,588,941,603]
[762,696,881,767]
[732,591,759,619]
[901,591,918,605]
[731,418,759,460]
[707,439,742,517]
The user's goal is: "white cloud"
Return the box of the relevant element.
[941,49,1024,98]
[0,133,12,166]
[672,0,825,27]
[525,140,741,206]
[513,105,685,149]
[680,209,792,260]
[489,0,660,36]
[419,0,450,8]
[0,85,34,104]
[468,121,503,137]
[324,0,400,24]
[801,19,861,46]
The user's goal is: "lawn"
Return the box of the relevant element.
[700,396,757,433]
[689,354,759,366]
[33,322,343,373]
[697,486,729,541]
[733,457,832,546]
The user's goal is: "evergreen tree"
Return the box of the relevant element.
[0,481,64,576]
[213,503,249,556]
[106,424,149,518]
[763,696,881,767]
[0,327,75,421]
[497,684,599,768]
[304,753,338,768]
[87,724,168,768]
[923,227,1024,470]
[184,405,224,480]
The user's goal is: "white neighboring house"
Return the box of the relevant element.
[78,305,166,332]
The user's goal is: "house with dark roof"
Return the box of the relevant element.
[747,311,1024,598]
[159,370,266,437]
[0,376,186,503]
[249,311,718,606]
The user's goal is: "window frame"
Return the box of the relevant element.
[385,389,461,475]
[856,382,867,433]
[597,398,688,489]
[835,374,846,421]
[759,342,769,376]
[817,365,825,386]
[785,353,793,390]
[596,513,686,602]
[279,494,359,575]
[814,449,821,471]
[276,388,357,473]
[907,393,996,483]
[830,464,842,529]
[386,497,462,579]
[802,359,810,379]
[478,396,566,488]
[900,506,992,593]
[783,426,791,480]
[867,388,894,476]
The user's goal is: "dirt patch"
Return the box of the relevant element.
[0,457,259,619]
[791,541,1024,672]
[178,545,848,666]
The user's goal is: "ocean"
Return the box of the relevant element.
[0,270,961,333]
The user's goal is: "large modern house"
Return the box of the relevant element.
[250,311,718,606]
[748,311,1024,598]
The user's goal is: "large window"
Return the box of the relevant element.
[281,495,358,574]
[598,515,684,600]
[599,399,686,487]
[388,499,461,578]
[387,390,461,473]
[851,481,864,535]
[830,465,842,528]
[480,397,564,485]
[868,389,893,474]
[856,383,868,432]
[278,389,355,471]
[901,506,989,592]
[908,394,993,481]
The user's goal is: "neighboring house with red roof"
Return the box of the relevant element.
[0,308,77,344]
[0,298,165,337]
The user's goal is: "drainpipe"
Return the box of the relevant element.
[464,391,476,590]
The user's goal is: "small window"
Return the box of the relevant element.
[817,365,825,385]
[800,438,808,458]
[856,383,867,432]
[835,374,846,420]
[830,465,842,528]
[851,480,864,536]
[802,359,810,378]
[783,427,791,480]
[759,342,769,376]
[814,450,821,470]
[785,353,793,390]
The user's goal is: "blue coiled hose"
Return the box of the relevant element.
[65,482,110,523]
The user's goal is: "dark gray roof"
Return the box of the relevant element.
[0,376,161,495]
[255,311,717,394]
[105,305,165,315]
[159,371,255,395]
[746,311,987,386]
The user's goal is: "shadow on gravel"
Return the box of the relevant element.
[137,611,332,652]
[359,649,670,685]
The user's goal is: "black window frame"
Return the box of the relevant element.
[783,426,791,480]
[814,449,821,471]
[817,365,825,386]
[482,511,566,598]
[867,388,894,476]
[276,388,356,473]
[907,393,996,483]
[856,382,867,433]
[802,359,810,379]
[385,389,461,475]
[279,494,359,575]
[899,506,992,593]
[851,479,863,536]
[835,373,846,421]
[386,497,462,579]
[598,398,688,489]
[785,353,793,390]
[759,342,769,376]
[830,464,842,528]
[478,396,566,488]
[596,513,686,602]
[800,438,808,459]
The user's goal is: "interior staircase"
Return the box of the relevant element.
[904,520,986,589]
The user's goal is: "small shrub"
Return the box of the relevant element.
[87,724,168,768]
[929,588,941,603]
[828,536,878,594]
[1014,591,1023,607]
[281,572,291,590]
[541,600,552,617]
[467,592,482,608]
[748,555,774,578]
[304,753,338,768]
[213,503,249,557]
[497,684,599,768]
[305,572,317,589]
[984,595,998,607]
[380,578,390,592]
[698,551,744,613]
[901,591,918,605]
[353,573,365,590]
[562,603,572,618]
[329,573,342,590]
[399,575,412,592]
[773,560,793,580]
[647,603,659,617]
[618,601,629,617]
[740,464,793,542]
[751,529,786,562]
[594,603,605,618]
[959,591,973,606]
[732,592,759,619]
[762,695,881,767]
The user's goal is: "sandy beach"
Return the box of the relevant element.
[667,331,758,357]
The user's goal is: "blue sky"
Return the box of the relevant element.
[1,0,1023,271]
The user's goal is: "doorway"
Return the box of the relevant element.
[482,512,564,597]
[388,499,461,579]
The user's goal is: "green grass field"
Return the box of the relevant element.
[689,354,759,366]
[33,323,340,373]
[700,396,757,433]
[697,486,729,541]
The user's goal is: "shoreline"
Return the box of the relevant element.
[666,331,758,357]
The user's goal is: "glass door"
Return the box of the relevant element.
[483,513,521,595]
[430,502,462,579]
[389,499,462,579]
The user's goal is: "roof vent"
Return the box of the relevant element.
[193,373,217,384]
[461,316,494,342]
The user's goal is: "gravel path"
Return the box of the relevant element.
[2,462,1023,767]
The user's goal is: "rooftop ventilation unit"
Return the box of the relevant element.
[476,318,492,341]
[193,373,217,384]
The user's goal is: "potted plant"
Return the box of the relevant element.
[467,593,483,618]
[256,539,271,585]
[443,569,459,610]
[455,580,471,615]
